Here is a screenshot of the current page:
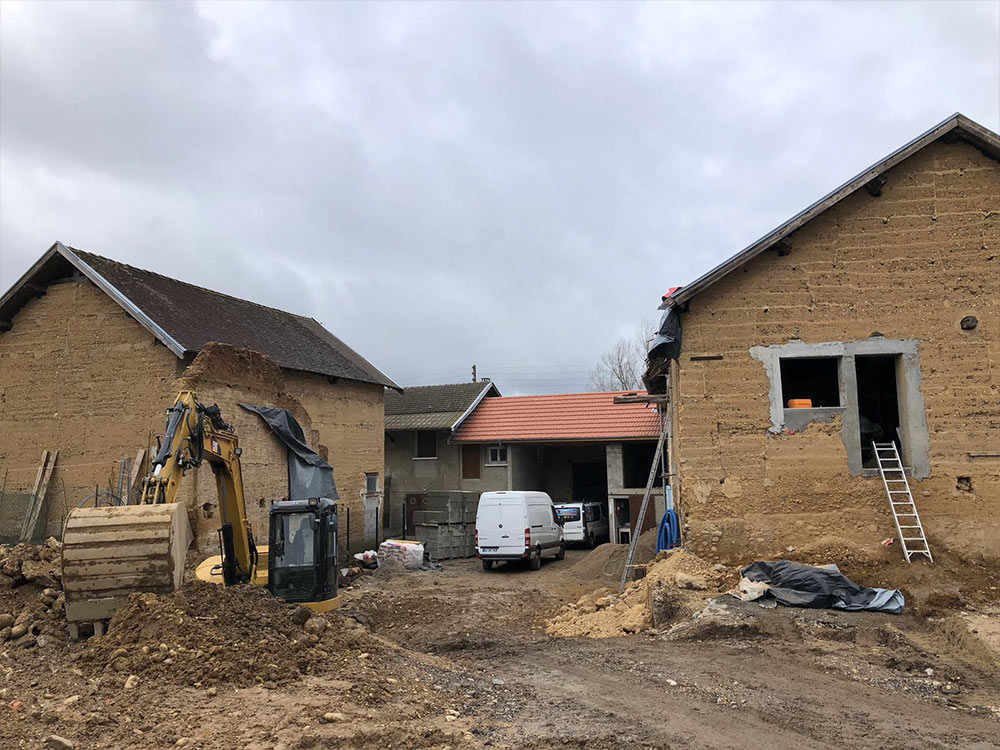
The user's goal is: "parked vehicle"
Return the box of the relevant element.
[475,491,565,571]
[554,500,609,548]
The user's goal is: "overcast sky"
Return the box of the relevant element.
[1,1,998,394]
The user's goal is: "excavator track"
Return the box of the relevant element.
[61,503,192,634]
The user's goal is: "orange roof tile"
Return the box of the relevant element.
[451,391,661,443]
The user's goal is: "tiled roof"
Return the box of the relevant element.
[384,382,500,431]
[452,391,661,443]
[0,243,399,389]
[385,411,466,431]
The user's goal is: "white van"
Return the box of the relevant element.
[554,500,609,548]
[476,491,565,571]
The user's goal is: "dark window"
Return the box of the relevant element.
[623,442,661,488]
[462,444,481,479]
[365,473,378,494]
[486,445,507,464]
[416,431,437,458]
[780,357,840,407]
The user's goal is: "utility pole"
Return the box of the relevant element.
[472,364,477,383]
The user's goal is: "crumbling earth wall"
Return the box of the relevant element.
[0,282,385,559]
[674,139,999,568]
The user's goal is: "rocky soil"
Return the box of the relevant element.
[0,541,997,749]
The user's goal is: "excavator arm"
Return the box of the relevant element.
[140,391,257,585]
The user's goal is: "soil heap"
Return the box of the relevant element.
[78,582,386,687]
[547,548,728,638]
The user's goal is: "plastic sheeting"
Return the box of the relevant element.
[648,306,682,362]
[739,560,904,614]
[238,403,339,501]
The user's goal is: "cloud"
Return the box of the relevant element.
[2,0,998,393]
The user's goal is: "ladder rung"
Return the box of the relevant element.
[898,525,921,528]
[888,491,911,494]
[902,537,926,541]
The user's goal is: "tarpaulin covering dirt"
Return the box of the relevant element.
[239,404,338,500]
[739,560,904,614]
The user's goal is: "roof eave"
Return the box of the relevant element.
[0,242,187,357]
[668,113,1000,309]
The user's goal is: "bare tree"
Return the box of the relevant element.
[589,320,655,392]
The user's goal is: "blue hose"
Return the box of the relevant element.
[657,509,681,553]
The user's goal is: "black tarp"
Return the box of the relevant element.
[741,560,904,613]
[648,306,682,362]
[238,404,339,501]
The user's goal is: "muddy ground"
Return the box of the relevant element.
[1,544,998,749]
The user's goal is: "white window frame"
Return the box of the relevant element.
[485,444,508,466]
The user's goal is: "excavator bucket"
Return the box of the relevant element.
[61,503,193,627]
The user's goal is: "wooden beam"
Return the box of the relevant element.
[127,449,146,503]
[24,282,47,294]
[969,452,1000,459]
[613,394,670,405]
[20,450,58,542]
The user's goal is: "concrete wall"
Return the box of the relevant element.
[510,444,544,492]
[673,139,999,567]
[0,278,386,560]
[383,432,508,532]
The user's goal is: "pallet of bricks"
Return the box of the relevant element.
[413,491,479,560]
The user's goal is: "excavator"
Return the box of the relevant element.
[61,392,339,635]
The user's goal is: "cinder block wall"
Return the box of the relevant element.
[674,140,999,567]
[0,282,386,564]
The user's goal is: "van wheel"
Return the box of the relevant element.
[482,559,494,571]
[555,543,565,561]
[528,548,542,570]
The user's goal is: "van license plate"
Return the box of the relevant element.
[481,546,499,552]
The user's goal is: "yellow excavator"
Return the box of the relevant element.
[61,392,339,635]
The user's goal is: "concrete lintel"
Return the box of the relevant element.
[751,337,929,478]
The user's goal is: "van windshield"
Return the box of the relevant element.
[555,506,581,522]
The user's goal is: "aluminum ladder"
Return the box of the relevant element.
[873,441,932,563]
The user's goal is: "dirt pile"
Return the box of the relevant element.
[0,539,67,649]
[0,538,62,588]
[564,529,659,589]
[547,549,729,638]
[78,582,385,687]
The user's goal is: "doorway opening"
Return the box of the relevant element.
[856,355,902,468]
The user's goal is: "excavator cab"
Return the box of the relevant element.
[268,497,338,604]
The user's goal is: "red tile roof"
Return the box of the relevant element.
[451,391,661,443]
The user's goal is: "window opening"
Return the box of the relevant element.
[779,357,840,407]
[856,355,901,468]
[365,473,378,494]
[486,445,507,465]
[415,431,437,459]
[623,442,661,488]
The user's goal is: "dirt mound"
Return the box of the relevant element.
[565,528,659,588]
[79,582,383,687]
[547,549,728,638]
[0,540,67,649]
